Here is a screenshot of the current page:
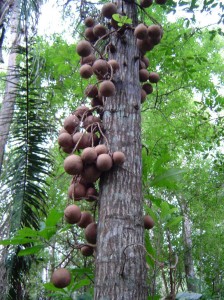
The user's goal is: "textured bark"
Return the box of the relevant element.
[179,199,197,292]
[0,0,20,174]
[94,1,148,299]
[0,1,20,298]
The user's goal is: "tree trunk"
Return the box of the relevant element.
[94,1,148,299]
[179,198,197,292]
[0,0,21,174]
[0,1,21,298]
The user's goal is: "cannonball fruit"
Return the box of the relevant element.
[108,59,119,73]
[112,151,125,165]
[144,215,155,229]
[81,245,94,256]
[96,154,113,171]
[99,80,116,97]
[82,164,101,183]
[76,40,92,57]
[63,114,79,134]
[134,23,148,40]
[64,205,81,224]
[58,133,74,148]
[64,154,83,175]
[51,268,71,288]
[84,27,96,42]
[102,3,117,19]
[142,83,153,94]
[95,144,108,155]
[140,0,153,8]
[141,89,147,103]
[139,69,150,82]
[80,64,93,79]
[81,147,97,164]
[92,59,109,77]
[84,17,95,27]
[93,24,107,37]
[77,211,94,228]
[148,72,160,83]
[156,0,167,4]
[85,84,98,98]
[85,222,97,244]
[72,182,87,200]
[81,54,96,66]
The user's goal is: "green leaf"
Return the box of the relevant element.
[165,216,183,229]
[160,201,171,220]
[45,209,63,227]
[151,168,186,188]
[0,237,38,246]
[44,282,67,292]
[18,245,43,256]
[39,227,57,240]
[17,227,40,237]
[73,279,92,291]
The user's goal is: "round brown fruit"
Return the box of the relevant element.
[86,187,98,201]
[64,204,81,224]
[81,53,96,66]
[51,268,71,288]
[156,0,167,4]
[144,215,155,229]
[81,147,97,164]
[80,64,93,79]
[85,84,98,98]
[134,23,148,40]
[99,80,116,97]
[68,182,87,200]
[148,72,160,83]
[108,59,119,73]
[58,132,74,148]
[84,27,96,42]
[142,83,153,94]
[140,0,153,8]
[64,154,83,175]
[102,3,117,19]
[95,144,108,155]
[139,69,150,82]
[141,89,147,103]
[96,154,113,171]
[74,105,90,119]
[72,132,85,149]
[81,164,101,183]
[84,16,95,27]
[142,56,150,68]
[77,211,93,228]
[76,40,92,57]
[85,222,97,244]
[83,115,101,131]
[81,245,94,256]
[112,151,125,165]
[63,114,79,134]
[92,59,109,78]
[93,24,107,37]
[148,24,162,40]
[137,38,154,53]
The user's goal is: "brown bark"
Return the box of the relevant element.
[0,0,20,174]
[94,1,148,299]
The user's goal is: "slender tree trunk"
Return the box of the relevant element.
[0,1,21,298]
[94,1,148,299]
[179,198,197,292]
[0,0,21,174]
